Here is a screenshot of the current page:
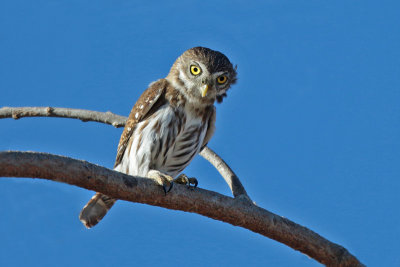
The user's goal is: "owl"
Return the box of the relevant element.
[79,47,237,228]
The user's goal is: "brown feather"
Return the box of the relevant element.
[114,79,168,168]
[79,193,116,229]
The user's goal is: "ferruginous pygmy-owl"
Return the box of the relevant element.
[79,47,237,228]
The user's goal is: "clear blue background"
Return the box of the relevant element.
[1,1,399,266]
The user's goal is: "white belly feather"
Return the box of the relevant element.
[115,104,208,178]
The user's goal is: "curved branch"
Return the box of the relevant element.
[0,106,248,200]
[0,151,364,267]
[200,147,250,201]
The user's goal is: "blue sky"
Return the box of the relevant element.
[1,1,399,266]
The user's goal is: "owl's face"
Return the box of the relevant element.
[168,47,237,105]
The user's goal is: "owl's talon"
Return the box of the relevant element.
[162,183,173,195]
[167,182,174,193]
[174,174,198,190]
[175,174,189,185]
[188,178,198,189]
[147,170,174,195]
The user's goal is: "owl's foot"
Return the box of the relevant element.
[174,174,198,189]
[147,170,174,195]
[159,174,198,194]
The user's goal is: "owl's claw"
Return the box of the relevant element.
[174,174,198,190]
[188,177,198,189]
[163,182,173,195]
[147,170,174,195]
[147,170,197,195]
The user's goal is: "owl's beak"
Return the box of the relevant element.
[201,84,209,97]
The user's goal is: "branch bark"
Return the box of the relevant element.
[0,151,364,267]
[0,106,126,128]
[200,146,250,201]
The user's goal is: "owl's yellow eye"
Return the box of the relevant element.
[190,65,202,75]
[217,75,227,84]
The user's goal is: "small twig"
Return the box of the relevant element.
[0,151,364,267]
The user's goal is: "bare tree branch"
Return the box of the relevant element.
[0,106,249,200]
[200,147,250,201]
[0,106,126,128]
[0,151,364,267]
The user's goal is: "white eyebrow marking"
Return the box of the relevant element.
[213,71,226,77]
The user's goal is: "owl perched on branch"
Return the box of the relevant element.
[79,47,237,228]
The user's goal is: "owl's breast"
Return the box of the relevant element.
[151,104,208,177]
[117,104,209,178]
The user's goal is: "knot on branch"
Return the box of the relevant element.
[46,107,54,115]
[11,108,23,119]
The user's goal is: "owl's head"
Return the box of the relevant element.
[167,47,237,105]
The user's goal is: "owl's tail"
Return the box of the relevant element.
[79,193,116,228]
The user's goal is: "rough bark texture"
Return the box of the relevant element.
[0,106,365,266]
